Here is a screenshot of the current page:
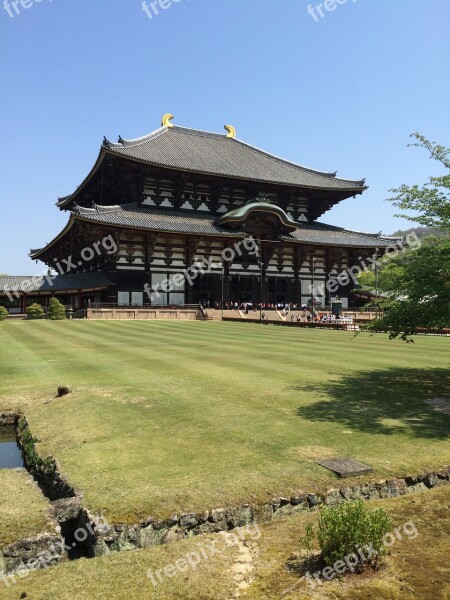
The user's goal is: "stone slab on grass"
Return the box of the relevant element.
[316,457,373,478]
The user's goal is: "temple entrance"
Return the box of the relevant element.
[193,274,221,307]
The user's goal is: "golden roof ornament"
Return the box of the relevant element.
[162,113,174,128]
[224,125,236,139]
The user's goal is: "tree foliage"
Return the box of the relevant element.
[389,133,450,229]
[369,134,450,339]
[47,297,66,320]
[370,240,450,339]
[0,306,8,321]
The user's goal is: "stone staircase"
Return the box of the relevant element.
[203,309,224,321]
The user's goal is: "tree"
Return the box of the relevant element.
[369,135,450,339]
[0,306,8,321]
[47,297,66,320]
[370,240,450,338]
[27,303,45,320]
[389,133,450,230]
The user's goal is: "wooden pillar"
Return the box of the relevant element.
[287,278,294,303]
[260,267,268,303]
[293,278,302,304]
[223,264,231,304]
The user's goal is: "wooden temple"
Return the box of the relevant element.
[0,115,392,311]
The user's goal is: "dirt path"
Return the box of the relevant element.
[220,529,260,598]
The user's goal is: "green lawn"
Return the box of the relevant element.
[0,470,55,549]
[0,320,449,523]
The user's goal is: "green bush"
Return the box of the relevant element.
[26,303,45,319]
[0,306,8,321]
[318,499,392,570]
[48,297,66,320]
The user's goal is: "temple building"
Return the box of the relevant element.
[1,115,392,311]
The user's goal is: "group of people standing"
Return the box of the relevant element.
[222,301,322,322]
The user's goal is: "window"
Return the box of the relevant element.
[169,293,185,305]
[131,292,143,306]
[149,272,185,306]
[118,291,129,305]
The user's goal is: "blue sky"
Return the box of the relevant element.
[0,0,449,274]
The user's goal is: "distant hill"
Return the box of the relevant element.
[389,226,450,239]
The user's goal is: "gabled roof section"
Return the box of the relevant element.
[30,214,77,259]
[57,123,366,208]
[216,200,299,232]
[107,125,366,191]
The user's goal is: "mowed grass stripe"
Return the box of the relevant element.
[0,321,449,521]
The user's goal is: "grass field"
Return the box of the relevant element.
[2,485,449,599]
[0,470,55,549]
[0,320,449,523]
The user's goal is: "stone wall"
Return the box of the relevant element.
[0,412,18,427]
[86,308,201,320]
[1,532,63,577]
[79,468,449,558]
[0,468,63,577]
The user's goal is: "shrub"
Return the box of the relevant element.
[48,297,66,320]
[57,386,71,397]
[0,306,8,321]
[318,499,392,571]
[27,303,45,319]
[17,417,56,476]
[300,522,315,558]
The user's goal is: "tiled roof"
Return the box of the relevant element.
[105,125,366,192]
[74,203,388,248]
[76,204,240,237]
[283,222,391,248]
[0,272,113,295]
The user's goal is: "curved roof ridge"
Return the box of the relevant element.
[230,137,338,179]
[75,202,134,215]
[30,214,76,259]
[172,125,228,139]
[110,126,168,148]
[110,124,226,148]
[313,221,382,238]
[57,148,104,208]
[232,138,366,186]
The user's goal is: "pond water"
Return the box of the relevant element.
[0,428,24,469]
